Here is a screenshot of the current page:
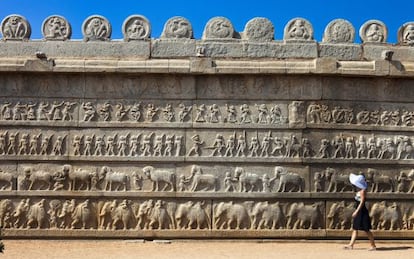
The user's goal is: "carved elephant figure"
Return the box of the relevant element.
[214,201,250,230]
[148,200,174,229]
[327,201,353,230]
[143,166,176,192]
[71,199,96,229]
[366,168,394,193]
[26,199,48,229]
[175,201,210,229]
[274,166,304,192]
[370,201,403,230]
[135,200,154,230]
[187,165,217,192]
[234,167,260,192]
[99,166,129,191]
[64,164,92,191]
[24,167,54,190]
[112,199,134,230]
[287,202,323,229]
[0,170,15,190]
[251,201,284,229]
[325,167,353,192]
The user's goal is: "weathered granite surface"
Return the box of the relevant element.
[0,14,414,239]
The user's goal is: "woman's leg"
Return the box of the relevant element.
[345,230,358,248]
[366,231,376,249]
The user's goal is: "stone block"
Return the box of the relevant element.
[318,43,362,60]
[151,39,196,58]
[197,40,244,58]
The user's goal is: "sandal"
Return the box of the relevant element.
[368,247,376,251]
[343,245,353,250]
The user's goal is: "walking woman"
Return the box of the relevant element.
[344,173,376,251]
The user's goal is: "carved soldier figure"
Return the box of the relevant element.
[224,171,236,192]
[39,135,52,155]
[162,103,175,122]
[83,135,94,156]
[235,133,247,157]
[141,133,154,156]
[49,101,64,121]
[356,135,367,159]
[257,104,269,124]
[318,139,330,158]
[130,102,142,122]
[178,174,191,192]
[106,135,117,156]
[178,103,192,122]
[260,134,272,157]
[60,101,76,121]
[367,136,377,158]
[332,135,345,158]
[209,104,220,123]
[13,102,26,120]
[94,135,105,156]
[225,104,237,123]
[302,138,313,158]
[28,133,40,155]
[18,133,29,155]
[272,137,286,157]
[118,134,129,156]
[344,137,355,159]
[146,104,159,122]
[210,134,225,157]
[262,174,271,193]
[37,102,49,120]
[187,134,204,156]
[270,105,283,124]
[7,133,18,155]
[115,103,130,121]
[153,134,164,156]
[164,135,174,156]
[240,104,252,123]
[224,134,236,157]
[314,172,324,192]
[82,102,96,122]
[53,136,65,155]
[195,104,206,122]
[0,131,7,155]
[99,102,112,121]
[129,135,140,156]
[249,136,260,157]
[174,135,183,156]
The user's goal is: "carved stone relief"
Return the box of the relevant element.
[122,15,150,41]
[284,18,313,41]
[244,17,274,42]
[82,15,111,41]
[42,15,71,41]
[203,17,235,40]
[323,19,355,43]
[0,14,31,40]
[398,22,414,46]
[161,16,193,39]
[359,20,387,43]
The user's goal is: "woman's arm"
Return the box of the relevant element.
[352,189,366,218]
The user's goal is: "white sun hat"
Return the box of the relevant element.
[349,173,367,190]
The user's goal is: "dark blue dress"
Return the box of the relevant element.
[352,193,372,231]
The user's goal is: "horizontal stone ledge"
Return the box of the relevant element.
[4,229,414,239]
[0,58,414,77]
[0,191,412,200]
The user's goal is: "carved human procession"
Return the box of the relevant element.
[1,14,413,45]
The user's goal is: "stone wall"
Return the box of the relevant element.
[0,14,414,239]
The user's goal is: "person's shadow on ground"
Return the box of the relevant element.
[375,246,413,251]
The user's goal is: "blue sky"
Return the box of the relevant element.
[0,0,412,43]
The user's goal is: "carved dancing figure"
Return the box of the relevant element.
[162,103,175,122]
[82,102,96,122]
[178,103,191,122]
[195,104,206,122]
[145,104,159,122]
[115,103,130,121]
[99,102,112,121]
[240,104,252,123]
[225,104,237,123]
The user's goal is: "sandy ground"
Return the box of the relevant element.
[0,239,413,259]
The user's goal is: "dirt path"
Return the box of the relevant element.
[1,240,413,259]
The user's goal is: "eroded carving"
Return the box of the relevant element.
[244,17,274,42]
[1,14,31,40]
[203,17,235,40]
[161,16,193,39]
[323,19,355,43]
[82,15,111,41]
[42,15,71,40]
